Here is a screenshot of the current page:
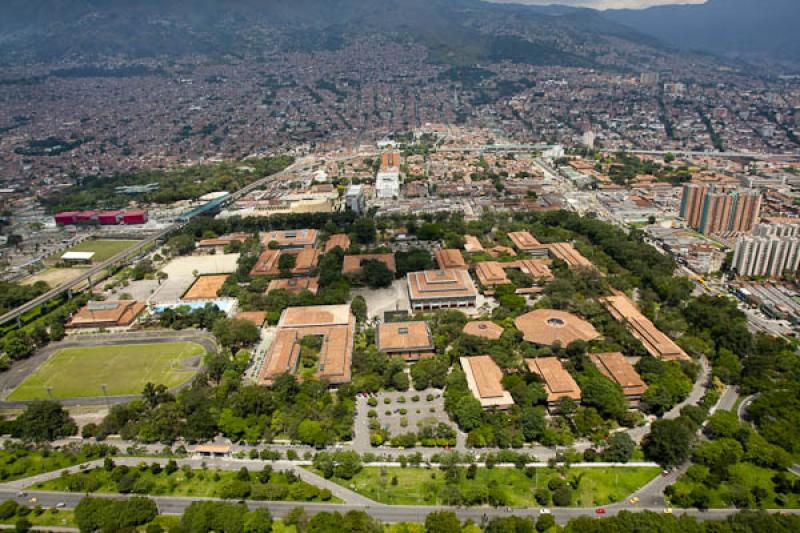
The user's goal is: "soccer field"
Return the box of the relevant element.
[60,239,140,263]
[7,342,206,401]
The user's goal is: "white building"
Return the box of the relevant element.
[733,224,800,278]
[376,169,400,199]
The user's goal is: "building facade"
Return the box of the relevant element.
[679,183,762,235]
[732,224,800,278]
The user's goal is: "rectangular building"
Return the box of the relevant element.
[464,235,484,253]
[435,249,468,270]
[67,300,146,329]
[588,352,648,406]
[261,229,318,249]
[474,261,511,288]
[377,321,435,361]
[258,304,355,386]
[545,242,595,271]
[459,356,514,409]
[508,231,546,254]
[525,357,582,412]
[602,293,690,361]
[732,223,800,278]
[342,253,396,275]
[679,183,761,235]
[325,234,351,253]
[406,269,478,311]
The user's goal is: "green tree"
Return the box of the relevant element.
[359,259,393,288]
[213,318,260,350]
[425,511,461,533]
[642,418,694,468]
[351,295,367,322]
[13,401,77,442]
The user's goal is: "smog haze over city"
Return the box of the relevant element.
[0,1,798,531]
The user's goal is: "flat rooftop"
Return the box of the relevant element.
[459,356,514,409]
[515,309,600,346]
[407,269,478,301]
[183,274,229,300]
[526,357,582,403]
[258,304,354,386]
[250,248,320,277]
[602,293,690,361]
[235,311,267,327]
[435,249,468,270]
[588,352,648,397]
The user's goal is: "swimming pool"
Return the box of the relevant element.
[152,299,236,315]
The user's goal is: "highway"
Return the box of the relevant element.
[0,159,303,329]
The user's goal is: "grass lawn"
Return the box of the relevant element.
[320,466,659,507]
[34,466,340,503]
[7,342,205,400]
[58,239,140,263]
[0,447,113,482]
[670,462,800,509]
[0,509,75,528]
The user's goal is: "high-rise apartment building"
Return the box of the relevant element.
[679,183,761,234]
[732,224,800,278]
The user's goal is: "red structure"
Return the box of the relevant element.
[54,211,80,225]
[54,209,148,226]
[97,210,124,225]
[122,210,147,224]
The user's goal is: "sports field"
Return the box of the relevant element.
[59,239,140,263]
[7,342,206,400]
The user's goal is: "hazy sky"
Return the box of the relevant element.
[489,0,706,9]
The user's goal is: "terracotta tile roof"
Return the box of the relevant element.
[514,309,600,346]
[545,242,595,270]
[506,259,554,282]
[526,357,582,403]
[236,311,267,327]
[197,233,250,248]
[68,300,145,328]
[588,352,648,397]
[250,248,320,277]
[183,275,229,300]
[261,228,318,249]
[342,253,396,275]
[463,321,504,340]
[267,276,319,295]
[459,356,514,409]
[325,234,351,253]
[474,261,510,287]
[508,231,542,252]
[487,245,517,258]
[435,249,468,270]
[602,293,690,361]
[464,235,484,253]
[377,321,434,354]
[406,269,478,301]
[258,304,354,386]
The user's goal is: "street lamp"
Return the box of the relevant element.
[101,384,109,408]
[46,386,53,400]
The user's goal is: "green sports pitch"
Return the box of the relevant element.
[59,239,140,263]
[7,342,206,401]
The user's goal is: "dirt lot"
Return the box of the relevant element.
[22,267,89,287]
[183,275,229,300]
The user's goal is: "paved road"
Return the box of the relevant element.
[0,331,217,407]
[3,487,798,526]
[0,159,302,330]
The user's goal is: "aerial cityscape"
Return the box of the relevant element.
[0,0,799,531]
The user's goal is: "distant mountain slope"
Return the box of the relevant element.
[0,0,661,67]
[605,0,799,63]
